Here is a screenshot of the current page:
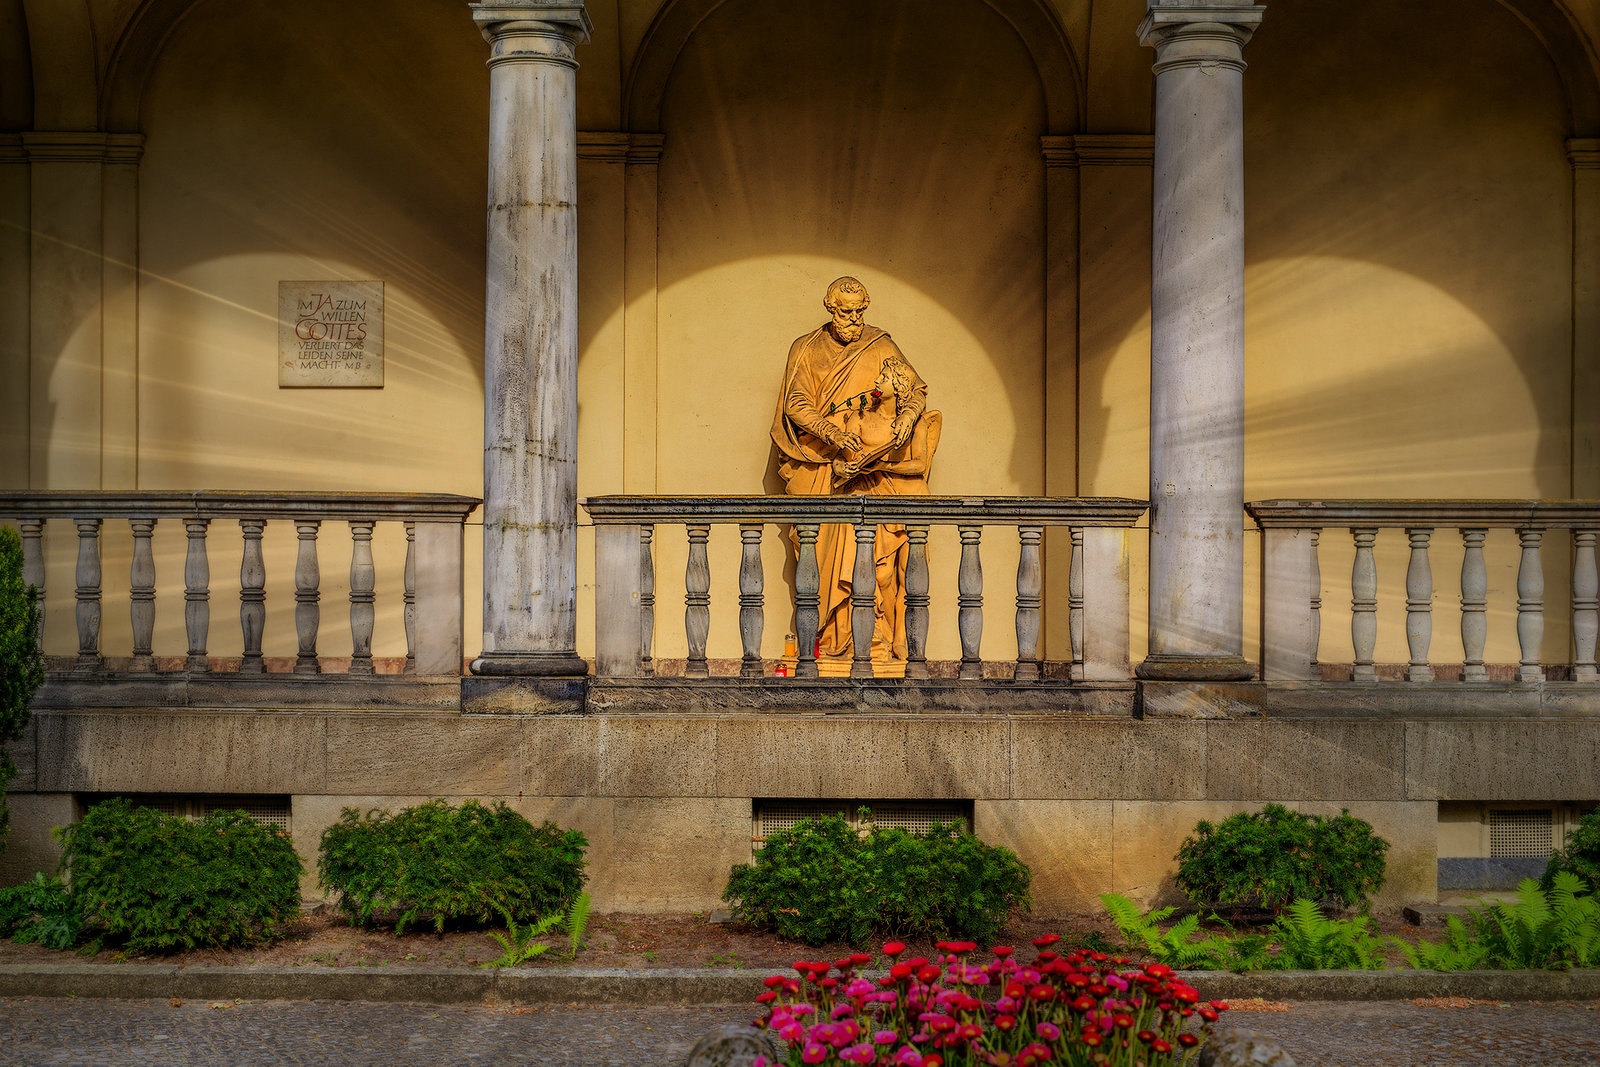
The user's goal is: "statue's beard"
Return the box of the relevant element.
[832,323,864,343]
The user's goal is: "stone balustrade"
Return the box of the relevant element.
[1251,500,1600,683]
[581,495,1148,682]
[0,492,479,679]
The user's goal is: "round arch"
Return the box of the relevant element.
[1495,0,1600,136]
[624,0,1083,133]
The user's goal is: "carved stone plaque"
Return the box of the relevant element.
[278,280,384,387]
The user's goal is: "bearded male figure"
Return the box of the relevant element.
[770,277,941,665]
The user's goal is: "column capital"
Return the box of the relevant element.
[1568,137,1600,169]
[1138,4,1263,74]
[18,132,145,164]
[471,2,592,54]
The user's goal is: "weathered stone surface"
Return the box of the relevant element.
[460,676,586,714]
[1200,1024,1296,1067]
[606,798,750,911]
[597,715,720,797]
[587,677,1137,716]
[288,794,435,902]
[175,966,493,1004]
[683,1023,779,1067]
[521,716,604,797]
[1110,799,1241,907]
[1405,720,1600,799]
[0,793,72,885]
[35,710,326,794]
[976,799,1113,912]
[1011,720,1206,800]
[1140,682,1256,718]
[0,964,179,999]
[1202,720,1264,800]
[5,715,36,791]
[1259,721,1406,801]
[1438,856,1546,891]
[324,715,518,795]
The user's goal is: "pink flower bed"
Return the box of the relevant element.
[752,937,1227,1067]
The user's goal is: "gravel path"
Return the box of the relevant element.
[2,997,1598,1066]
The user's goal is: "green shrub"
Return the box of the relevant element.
[1543,807,1600,893]
[1174,804,1389,913]
[0,872,82,951]
[57,799,302,953]
[722,813,1031,946]
[317,799,586,934]
[0,526,45,851]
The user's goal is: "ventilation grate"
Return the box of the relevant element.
[754,799,970,843]
[86,795,292,836]
[1489,808,1554,857]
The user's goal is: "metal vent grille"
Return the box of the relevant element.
[200,799,292,833]
[1489,808,1554,857]
[86,795,292,836]
[754,800,970,843]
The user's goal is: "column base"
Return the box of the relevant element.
[461,675,587,715]
[1135,653,1253,681]
[469,650,590,676]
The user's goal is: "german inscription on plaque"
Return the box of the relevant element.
[278,280,384,387]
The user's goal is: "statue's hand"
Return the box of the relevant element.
[891,413,915,447]
[832,457,861,484]
[834,429,864,453]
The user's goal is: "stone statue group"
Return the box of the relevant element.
[770,277,942,669]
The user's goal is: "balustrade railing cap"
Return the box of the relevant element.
[1247,498,1600,528]
[0,491,482,521]
[581,494,1148,526]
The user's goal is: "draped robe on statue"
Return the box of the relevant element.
[770,324,930,661]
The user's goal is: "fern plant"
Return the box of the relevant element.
[1100,893,1228,970]
[1391,915,1487,972]
[1471,874,1600,969]
[480,906,564,968]
[1268,898,1385,970]
[564,890,591,960]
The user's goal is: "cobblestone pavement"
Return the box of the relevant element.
[1,997,1598,1066]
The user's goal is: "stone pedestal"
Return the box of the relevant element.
[469,2,591,678]
[1136,2,1263,682]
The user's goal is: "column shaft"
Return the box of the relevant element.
[471,3,591,676]
[1137,3,1262,681]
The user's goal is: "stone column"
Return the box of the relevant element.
[469,1,591,678]
[1136,1,1263,681]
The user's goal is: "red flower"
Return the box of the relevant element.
[994,1015,1017,1032]
[850,953,874,965]
[1151,1039,1172,1054]
[918,965,942,984]
[1179,1034,1199,1047]
[1032,935,1061,948]
[1136,1031,1155,1045]
[757,991,777,1004]
[1070,995,1096,1014]
[1112,1015,1134,1030]
[764,975,785,988]
[891,963,913,980]
[883,942,907,958]
[992,947,1013,958]
[1142,964,1173,979]
[1079,1030,1103,1048]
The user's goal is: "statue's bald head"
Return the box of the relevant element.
[823,277,869,312]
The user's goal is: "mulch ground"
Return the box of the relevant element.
[0,907,1444,972]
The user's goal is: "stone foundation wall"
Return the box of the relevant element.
[5,708,1597,912]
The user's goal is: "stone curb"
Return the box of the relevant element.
[1,964,1597,1005]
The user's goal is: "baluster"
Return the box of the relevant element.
[19,518,44,642]
[1574,530,1599,681]
[1517,528,1545,682]
[850,521,876,680]
[348,520,376,675]
[294,520,321,674]
[957,525,984,679]
[128,518,157,671]
[238,519,267,673]
[73,517,102,671]
[640,525,655,676]
[904,524,930,680]
[1404,528,1434,681]
[184,518,211,672]
[403,522,416,674]
[738,523,764,678]
[1069,527,1084,680]
[794,523,820,680]
[684,524,711,678]
[1310,530,1322,673]
[1460,528,1488,682]
[1014,525,1043,681]
[1350,527,1377,682]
